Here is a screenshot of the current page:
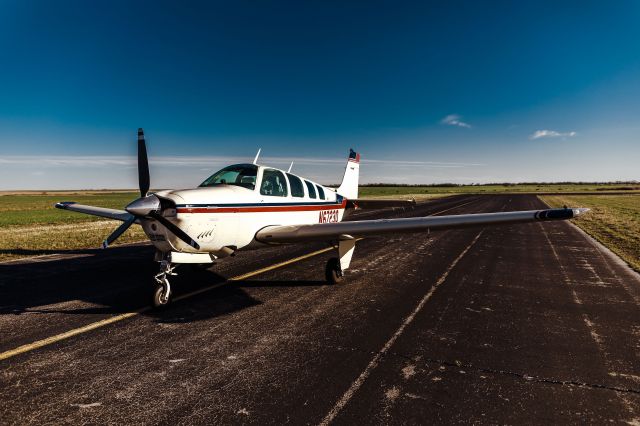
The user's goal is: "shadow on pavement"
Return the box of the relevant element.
[0,244,329,324]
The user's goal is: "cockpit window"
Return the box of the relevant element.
[260,169,288,197]
[199,164,258,190]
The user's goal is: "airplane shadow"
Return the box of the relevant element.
[0,244,327,324]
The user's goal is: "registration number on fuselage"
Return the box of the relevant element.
[319,209,339,223]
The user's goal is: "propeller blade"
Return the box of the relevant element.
[102,215,136,249]
[149,212,200,250]
[138,128,150,198]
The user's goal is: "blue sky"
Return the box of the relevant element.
[0,1,639,189]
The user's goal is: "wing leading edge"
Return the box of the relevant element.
[55,202,135,222]
[255,207,589,244]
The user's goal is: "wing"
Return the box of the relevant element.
[55,201,135,222]
[346,198,416,210]
[255,207,589,244]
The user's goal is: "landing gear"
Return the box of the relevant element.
[325,257,344,284]
[153,260,177,307]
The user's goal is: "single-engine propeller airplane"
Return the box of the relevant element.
[56,129,589,307]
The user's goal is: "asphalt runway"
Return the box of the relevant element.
[1,194,639,424]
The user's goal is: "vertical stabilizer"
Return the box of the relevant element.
[337,149,360,199]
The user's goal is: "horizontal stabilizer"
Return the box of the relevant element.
[55,202,135,222]
[255,207,589,244]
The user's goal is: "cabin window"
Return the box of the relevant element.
[199,164,258,190]
[305,181,316,199]
[287,173,305,198]
[316,185,325,200]
[260,169,288,197]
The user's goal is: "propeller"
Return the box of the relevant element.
[102,216,136,249]
[137,128,150,198]
[102,128,200,250]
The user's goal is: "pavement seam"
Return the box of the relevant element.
[385,350,640,395]
[300,340,640,395]
[418,356,640,395]
[319,230,484,426]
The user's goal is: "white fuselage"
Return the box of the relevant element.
[140,165,347,257]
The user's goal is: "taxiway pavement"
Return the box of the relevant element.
[1,194,639,424]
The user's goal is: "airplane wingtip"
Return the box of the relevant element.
[573,207,590,217]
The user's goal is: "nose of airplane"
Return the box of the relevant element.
[125,195,161,216]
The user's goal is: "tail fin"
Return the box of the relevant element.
[337,149,360,199]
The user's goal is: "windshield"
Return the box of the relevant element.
[199,164,258,190]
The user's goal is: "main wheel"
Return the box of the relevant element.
[152,284,171,307]
[325,257,344,284]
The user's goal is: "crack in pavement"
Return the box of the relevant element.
[404,354,640,396]
[317,341,640,396]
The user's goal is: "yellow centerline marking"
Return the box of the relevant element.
[430,198,477,216]
[173,245,337,303]
[0,197,478,363]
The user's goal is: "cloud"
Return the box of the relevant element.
[440,114,472,128]
[0,155,483,169]
[0,155,486,190]
[529,130,577,140]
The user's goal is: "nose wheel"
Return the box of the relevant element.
[153,260,177,307]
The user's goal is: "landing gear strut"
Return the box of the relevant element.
[153,260,177,307]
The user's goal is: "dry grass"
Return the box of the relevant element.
[540,195,640,272]
[0,192,148,262]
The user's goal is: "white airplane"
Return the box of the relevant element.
[56,129,589,307]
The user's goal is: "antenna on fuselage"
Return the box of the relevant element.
[287,161,293,173]
[253,148,261,165]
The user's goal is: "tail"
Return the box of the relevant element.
[337,149,360,199]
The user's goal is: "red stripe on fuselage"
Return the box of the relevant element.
[176,199,347,214]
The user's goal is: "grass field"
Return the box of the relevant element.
[0,185,638,263]
[0,192,146,261]
[0,192,138,226]
[540,194,640,272]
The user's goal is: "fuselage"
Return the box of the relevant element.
[140,164,347,256]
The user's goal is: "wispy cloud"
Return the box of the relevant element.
[0,155,483,169]
[0,155,485,190]
[529,130,577,140]
[440,114,472,128]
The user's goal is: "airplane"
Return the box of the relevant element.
[56,129,589,307]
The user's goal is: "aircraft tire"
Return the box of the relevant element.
[152,284,171,308]
[325,257,344,284]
